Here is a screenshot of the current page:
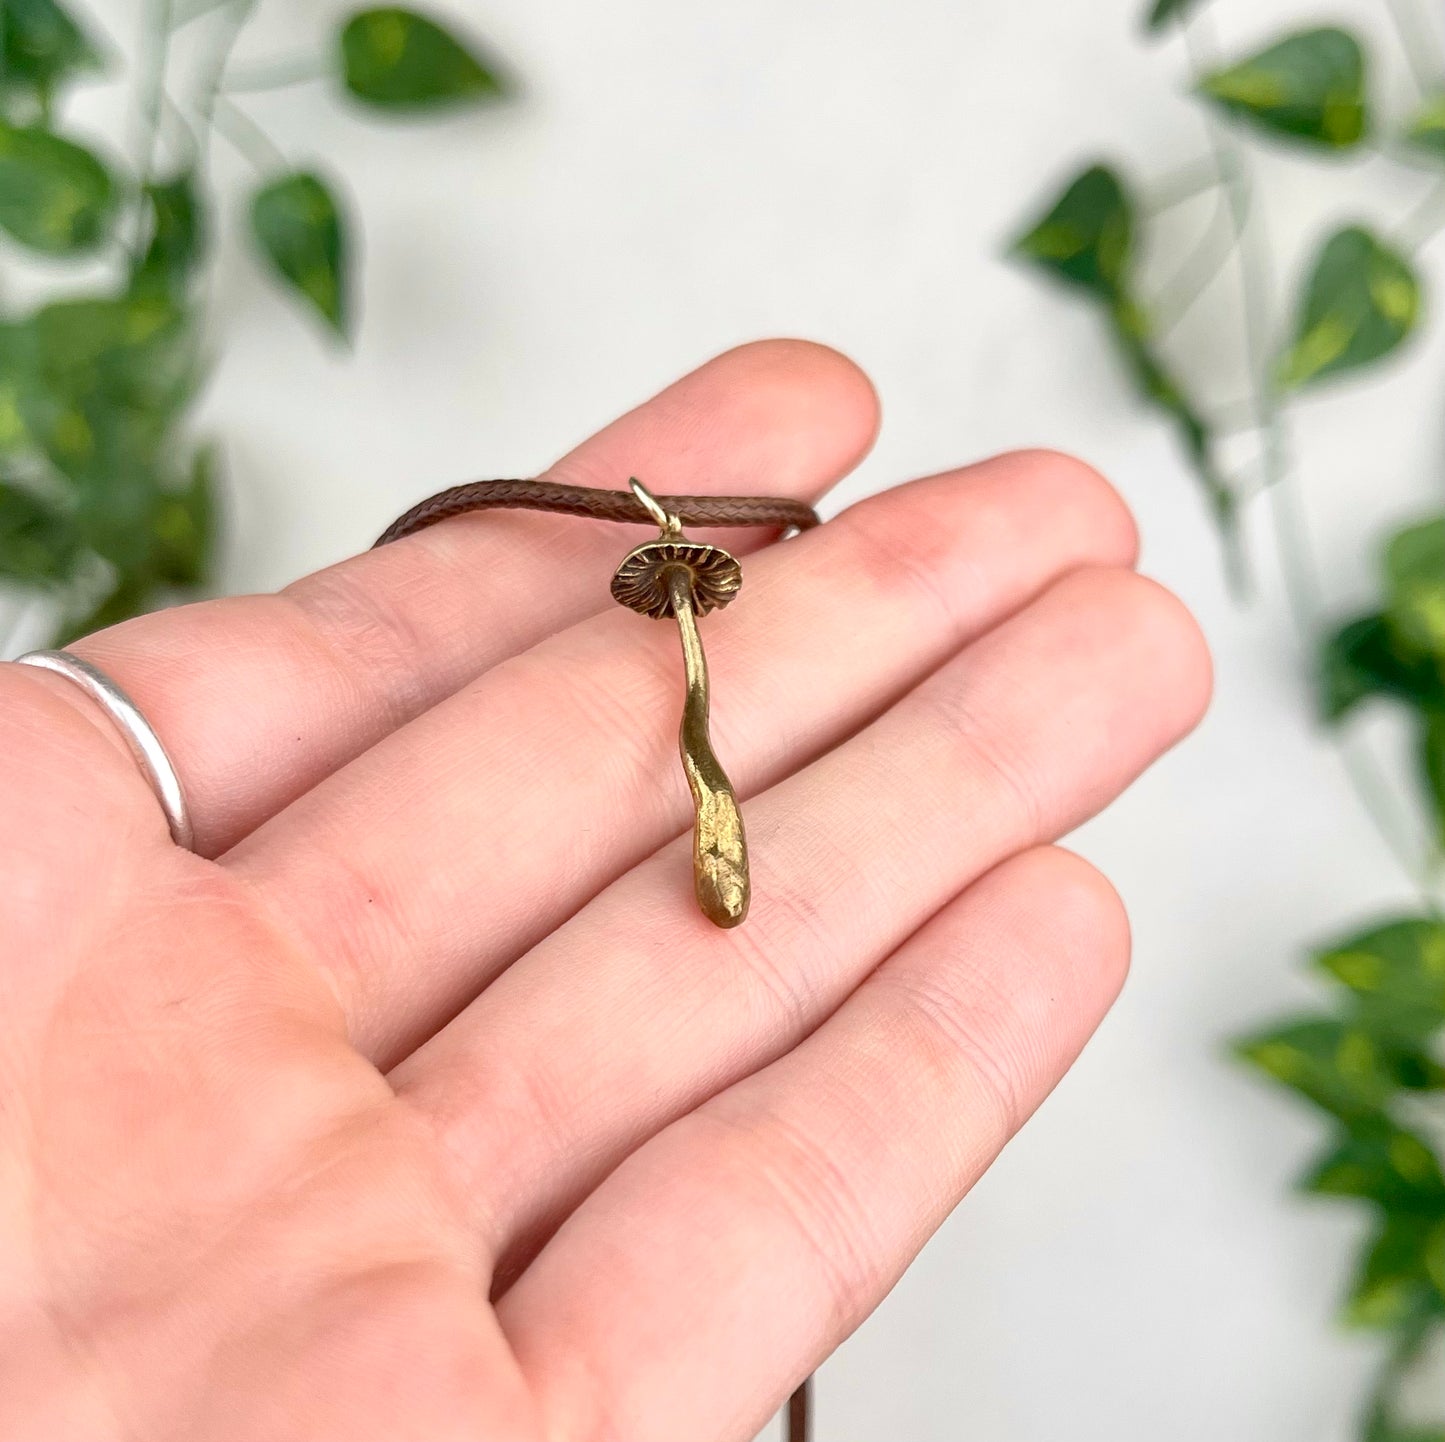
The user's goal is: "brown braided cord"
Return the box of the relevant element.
[377,477,819,1442]
[375,478,821,548]
[789,1380,811,1441]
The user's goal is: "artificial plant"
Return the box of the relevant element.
[0,0,508,647]
[1012,3,1445,1435]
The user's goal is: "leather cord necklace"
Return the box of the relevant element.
[378,476,820,546]
[378,477,821,1440]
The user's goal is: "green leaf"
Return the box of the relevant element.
[1112,305,1191,420]
[1302,1119,1445,1209]
[1111,312,1211,464]
[1346,1215,1445,1328]
[0,320,34,455]
[1235,1016,1444,1120]
[0,121,115,254]
[1198,27,1368,148]
[249,171,351,336]
[1012,168,1238,566]
[1144,0,1206,33]
[1277,227,1421,390]
[1406,92,1445,160]
[1386,518,1445,657]
[28,296,195,415]
[0,0,103,111]
[1371,1428,1445,1442]
[75,473,164,572]
[1014,172,1238,556]
[1316,919,1445,1043]
[339,7,507,111]
[1111,319,1236,534]
[11,295,199,504]
[131,171,206,301]
[55,447,216,641]
[151,444,217,588]
[1321,612,1445,720]
[1011,165,1135,302]
[0,478,75,582]
[1423,713,1445,851]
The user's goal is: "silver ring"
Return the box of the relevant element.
[15,649,196,852]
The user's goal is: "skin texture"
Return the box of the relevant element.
[0,342,1211,1442]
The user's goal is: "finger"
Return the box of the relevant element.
[497,847,1131,1442]
[0,657,186,880]
[392,568,1209,1270]
[232,452,1139,1060]
[68,340,879,856]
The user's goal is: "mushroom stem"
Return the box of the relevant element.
[666,566,749,928]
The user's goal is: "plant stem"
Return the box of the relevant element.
[224,53,329,94]
[1397,180,1445,253]
[131,0,176,257]
[195,0,258,180]
[211,95,286,173]
[1143,155,1221,215]
[1151,186,1242,337]
[173,0,243,28]
[160,92,201,166]
[1382,0,1444,97]
[179,0,260,349]
[1209,396,1267,434]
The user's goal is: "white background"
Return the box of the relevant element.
[32,0,1445,1436]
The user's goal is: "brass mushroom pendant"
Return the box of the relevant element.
[611,478,749,928]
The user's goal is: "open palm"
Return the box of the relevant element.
[0,342,1209,1442]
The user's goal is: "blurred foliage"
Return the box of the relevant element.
[339,7,506,110]
[1197,26,1369,148]
[1012,163,1237,564]
[1278,226,1419,388]
[0,0,510,645]
[1013,1,1445,1434]
[1145,0,1205,35]
[1237,916,1445,1437]
[250,171,350,334]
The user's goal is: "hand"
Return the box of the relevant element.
[0,342,1209,1442]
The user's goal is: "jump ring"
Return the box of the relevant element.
[15,649,196,853]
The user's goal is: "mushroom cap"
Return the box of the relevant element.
[611,538,742,619]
